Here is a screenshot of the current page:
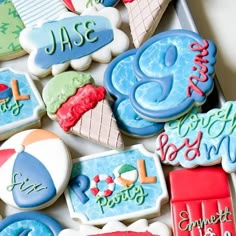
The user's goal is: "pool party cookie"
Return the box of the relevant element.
[132,29,216,122]
[19,7,129,77]
[0,68,45,141]
[59,219,171,236]
[124,0,170,48]
[63,0,120,14]
[0,211,63,235]
[104,49,164,137]
[42,71,124,149]
[156,101,236,173]
[64,144,168,225]
[0,129,72,210]
[169,167,236,236]
[11,0,68,27]
[0,0,25,60]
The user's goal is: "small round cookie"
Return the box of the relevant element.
[63,0,120,14]
[0,129,72,210]
[0,212,63,235]
[0,0,25,60]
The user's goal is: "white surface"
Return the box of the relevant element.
[0,0,236,233]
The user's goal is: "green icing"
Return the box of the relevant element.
[118,164,136,175]
[43,71,94,115]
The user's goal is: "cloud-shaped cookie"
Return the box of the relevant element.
[20,7,129,77]
[104,49,164,137]
[131,29,216,122]
[156,101,236,173]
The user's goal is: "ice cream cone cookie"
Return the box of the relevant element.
[42,71,124,150]
[0,0,25,60]
[123,0,170,48]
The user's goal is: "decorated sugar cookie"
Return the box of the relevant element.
[59,219,171,236]
[132,29,216,122]
[169,167,236,236]
[11,0,68,27]
[63,0,120,14]
[156,101,236,173]
[0,0,25,60]
[104,49,164,137]
[19,7,129,77]
[0,68,45,141]
[0,212,63,235]
[0,129,72,210]
[124,0,170,48]
[64,144,168,225]
[43,71,124,149]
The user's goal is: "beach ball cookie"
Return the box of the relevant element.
[0,129,72,210]
[0,68,45,141]
[169,167,236,235]
[0,211,63,235]
[132,29,216,122]
[19,7,129,78]
[42,71,124,149]
[104,49,164,137]
[156,101,236,173]
[63,0,120,14]
[0,0,25,60]
[11,0,68,27]
[124,0,170,48]
[64,144,168,225]
[59,219,171,236]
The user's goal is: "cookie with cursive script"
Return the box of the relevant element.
[19,7,129,78]
[156,101,236,173]
[169,167,236,236]
[63,0,120,14]
[59,219,171,236]
[132,29,216,122]
[0,68,45,141]
[64,144,168,225]
[0,129,72,210]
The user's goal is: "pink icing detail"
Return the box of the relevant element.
[89,231,157,236]
[56,84,106,132]
[122,0,135,3]
[0,149,15,167]
[187,40,209,97]
[156,131,202,161]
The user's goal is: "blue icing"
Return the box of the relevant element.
[0,69,42,126]
[156,101,236,173]
[102,0,119,7]
[104,49,164,137]
[0,212,62,236]
[27,16,113,69]
[68,147,165,222]
[132,29,217,121]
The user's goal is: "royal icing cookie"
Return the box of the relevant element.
[0,0,25,61]
[11,0,68,27]
[63,0,120,14]
[59,219,171,236]
[104,49,164,137]
[123,0,170,48]
[0,68,45,141]
[0,211,63,235]
[156,101,236,173]
[43,71,124,149]
[64,144,168,225]
[19,7,129,77]
[0,129,72,210]
[131,29,216,122]
[169,167,236,236]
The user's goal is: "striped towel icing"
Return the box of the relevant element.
[11,0,68,27]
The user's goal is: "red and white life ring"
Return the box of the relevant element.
[90,174,115,197]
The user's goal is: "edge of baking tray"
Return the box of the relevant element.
[174,0,226,110]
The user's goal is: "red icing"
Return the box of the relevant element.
[63,0,76,12]
[90,231,157,236]
[56,84,106,132]
[0,84,8,91]
[0,149,15,167]
[169,167,236,236]
[106,176,114,184]
[122,0,135,3]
